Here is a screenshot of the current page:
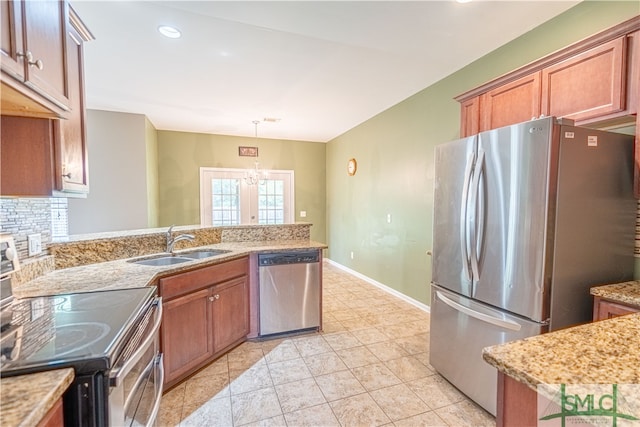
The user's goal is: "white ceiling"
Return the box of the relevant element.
[71,1,580,142]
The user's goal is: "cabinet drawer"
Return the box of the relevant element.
[593,296,640,321]
[159,256,249,300]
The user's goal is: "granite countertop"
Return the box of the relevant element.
[0,369,74,427]
[483,313,640,392]
[590,280,640,307]
[13,240,327,298]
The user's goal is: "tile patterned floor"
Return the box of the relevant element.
[157,262,496,426]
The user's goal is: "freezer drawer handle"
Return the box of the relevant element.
[436,291,521,331]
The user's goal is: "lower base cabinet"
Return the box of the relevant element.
[593,296,640,321]
[159,257,249,389]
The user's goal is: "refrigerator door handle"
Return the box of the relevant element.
[469,149,485,281]
[436,291,522,331]
[460,151,475,282]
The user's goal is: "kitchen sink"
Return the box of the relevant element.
[130,256,192,266]
[178,249,231,259]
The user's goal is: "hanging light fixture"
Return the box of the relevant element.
[244,121,263,185]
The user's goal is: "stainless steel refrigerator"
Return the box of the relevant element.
[429,116,635,415]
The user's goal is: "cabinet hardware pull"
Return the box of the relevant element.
[18,51,44,70]
[62,173,72,179]
[208,295,220,302]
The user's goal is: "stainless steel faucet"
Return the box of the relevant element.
[166,225,195,253]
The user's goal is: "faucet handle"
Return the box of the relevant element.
[167,224,175,237]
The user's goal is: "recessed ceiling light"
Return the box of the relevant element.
[158,25,181,39]
[456,0,472,3]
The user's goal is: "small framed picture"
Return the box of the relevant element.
[239,146,259,157]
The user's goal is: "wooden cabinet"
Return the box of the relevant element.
[479,72,541,133]
[36,398,64,427]
[459,97,480,138]
[593,296,640,321]
[159,257,249,388]
[0,5,91,197]
[1,0,70,117]
[541,37,626,122]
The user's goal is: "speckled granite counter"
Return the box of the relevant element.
[591,280,640,307]
[13,240,327,298]
[0,368,74,427]
[483,313,640,392]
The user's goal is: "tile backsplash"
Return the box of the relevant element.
[0,198,52,260]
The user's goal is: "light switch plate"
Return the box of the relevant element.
[28,233,42,256]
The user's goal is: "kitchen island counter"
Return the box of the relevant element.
[482,313,640,426]
[13,240,327,298]
[0,368,74,427]
[590,279,640,307]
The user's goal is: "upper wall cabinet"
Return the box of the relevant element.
[1,0,70,118]
[0,3,92,197]
[457,17,640,138]
[540,37,626,122]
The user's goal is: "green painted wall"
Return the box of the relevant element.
[326,2,639,306]
[157,131,326,243]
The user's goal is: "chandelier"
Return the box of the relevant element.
[244,121,264,185]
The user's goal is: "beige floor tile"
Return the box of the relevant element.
[435,400,495,427]
[231,387,282,426]
[183,372,230,406]
[330,308,362,322]
[267,357,312,385]
[350,327,390,345]
[263,339,301,364]
[274,377,327,413]
[293,335,333,357]
[323,331,362,351]
[329,392,392,426]
[351,362,402,391]
[335,345,381,368]
[412,351,434,369]
[321,320,347,333]
[283,403,341,427]
[156,400,182,427]
[303,351,349,376]
[407,374,467,410]
[180,396,232,427]
[366,341,410,362]
[394,333,430,355]
[191,355,228,379]
[384,356,433,382]
[161,382,186,409]
[369,383,429,421]
[315,370,366,401]
[228,348,265,371]
[393,410,448,427]
[237,414,287,427]
[229,360,273,395]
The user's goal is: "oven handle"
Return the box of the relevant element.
[110,297,163,387]
[146,353,165,427]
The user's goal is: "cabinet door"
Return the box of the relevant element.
[211,277,249,354]
[459,96,479,137]
[22,0,69,109]
[594,297,639,321]
[480,72,541,131]
[161,289,213,385]
[541,37,626,122]
[0,0,24,79]
[53,13,89,193]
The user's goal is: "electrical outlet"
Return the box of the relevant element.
[28,233,42,256]
[300,211,307,218]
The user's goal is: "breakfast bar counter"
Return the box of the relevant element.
[0,368,74,427]
[482,313,640,426]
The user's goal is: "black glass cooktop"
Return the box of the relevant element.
[0,287,156,377]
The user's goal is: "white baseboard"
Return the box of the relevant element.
[324,259,431,314]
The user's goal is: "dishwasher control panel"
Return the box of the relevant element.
[258,250,320,266]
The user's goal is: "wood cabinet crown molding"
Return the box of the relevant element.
[455,15,640,102]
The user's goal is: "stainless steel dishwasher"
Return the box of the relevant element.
[258,249,321,337]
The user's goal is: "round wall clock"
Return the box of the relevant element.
[347,158,357,176]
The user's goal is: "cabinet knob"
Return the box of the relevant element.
[18,51,44,70]
[209,295,220,302]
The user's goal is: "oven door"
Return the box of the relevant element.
[109,297,164,426]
